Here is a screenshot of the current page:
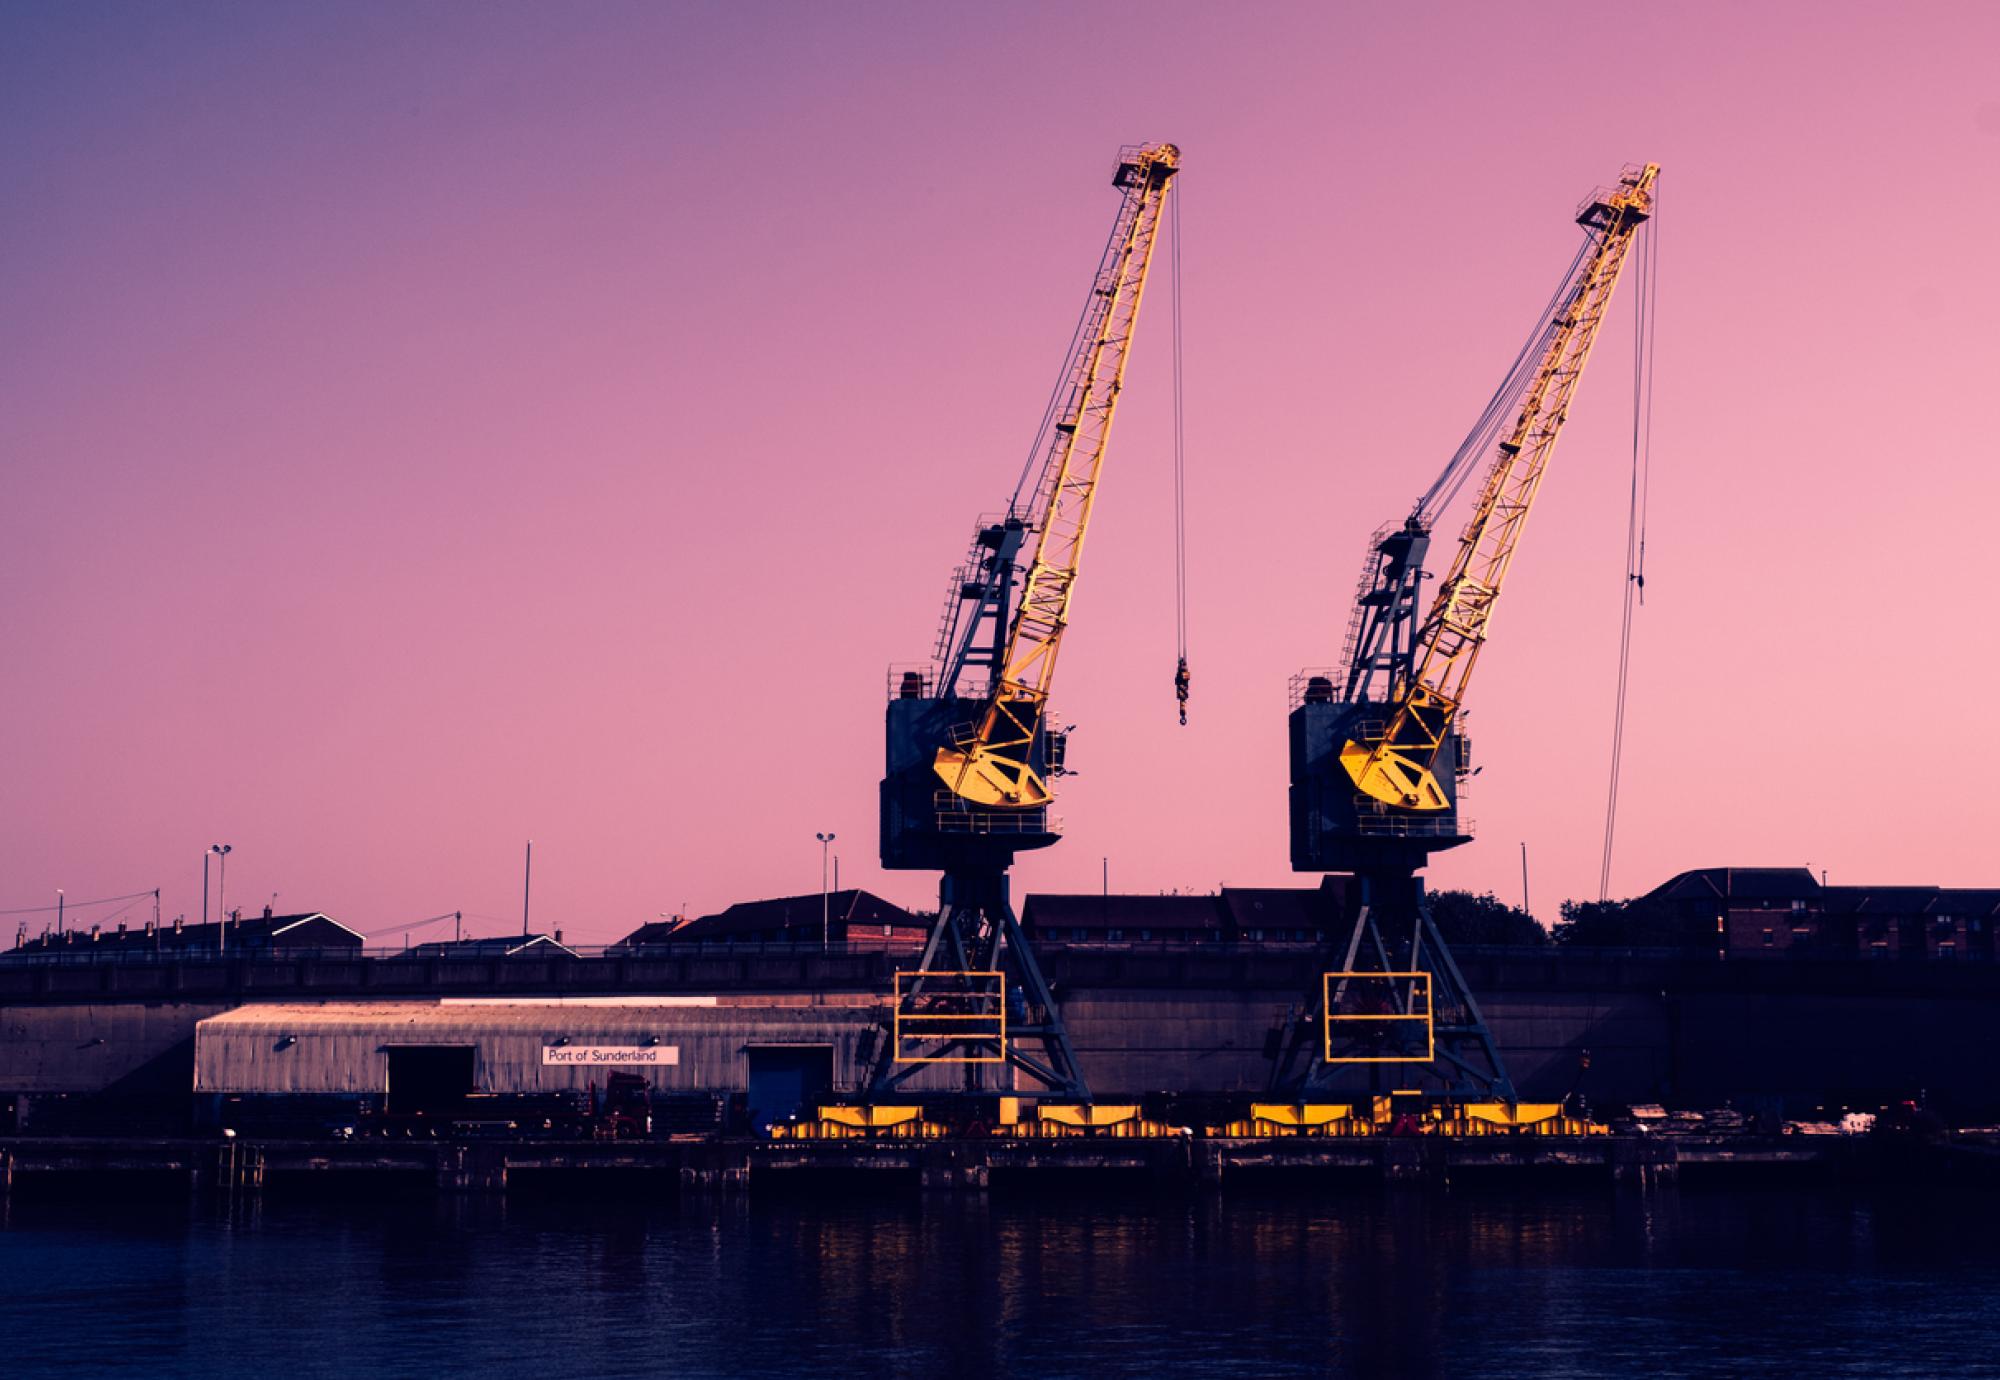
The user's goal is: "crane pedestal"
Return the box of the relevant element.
[866,867,1087,1099]
[1270,870,1514,1101]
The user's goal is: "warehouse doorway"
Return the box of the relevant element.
[745,1045,833,1133]
[386,1045,476,1115]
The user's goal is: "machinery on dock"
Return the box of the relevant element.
[1277,164,1660,1107]
[1213,1094,1604,1139]
[869,143,1181,1103]
[774,1097,1180,1141]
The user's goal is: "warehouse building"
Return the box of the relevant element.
[191,997,966,1130]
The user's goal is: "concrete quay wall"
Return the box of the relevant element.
[4,947,1997,1113]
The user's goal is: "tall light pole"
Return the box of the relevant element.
[210,844,232,953]
[56,888,64,937]
[816,832,836,950]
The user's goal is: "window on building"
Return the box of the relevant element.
[1106,929,1124,941]
[1762,928,1775,947]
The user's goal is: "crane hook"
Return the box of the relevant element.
[1174,656,1190,726]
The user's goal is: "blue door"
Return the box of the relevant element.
[744,1046,834,1133]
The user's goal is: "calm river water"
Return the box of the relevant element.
[3,1182,1998,1378]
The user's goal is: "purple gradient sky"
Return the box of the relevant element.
[4,2,1997,942]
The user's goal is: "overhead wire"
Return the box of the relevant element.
[357,912,462,940]
[1598,183,1661,901]
[0,887,157,917]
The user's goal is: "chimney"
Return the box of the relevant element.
[90,924,101,942]
[173,916,184,935]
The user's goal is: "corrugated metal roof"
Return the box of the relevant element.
[197,999,879,1031]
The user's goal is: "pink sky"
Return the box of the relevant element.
[4,2,1997,943]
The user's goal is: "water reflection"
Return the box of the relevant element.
[2,1185,1997,1378]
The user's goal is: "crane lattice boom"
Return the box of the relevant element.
[1343,164,1658,810]
[935,143,1179,808]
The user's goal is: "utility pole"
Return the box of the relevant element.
[56,889,64,936]
[202,851,210,928]
[1521,841,1531,917]
[522,841,533,938]
[816,832,836,949]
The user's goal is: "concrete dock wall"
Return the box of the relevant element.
[5,948,1998,1113]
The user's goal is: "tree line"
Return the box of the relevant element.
[1423,889,1703,949]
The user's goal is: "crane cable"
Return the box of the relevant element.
[1413,236,1595,526]
[1010,195,1129,516]
[1598,185,1661,901]
[1170,176,1191,725]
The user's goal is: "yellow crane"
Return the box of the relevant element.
[1282,163,1660,1103]
[873,143,1180,1102]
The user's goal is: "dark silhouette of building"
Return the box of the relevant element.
[4,912,360,961]
[614,890,927,950]
[1647,868,1998,961]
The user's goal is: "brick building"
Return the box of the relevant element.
[1646,868,1998,961]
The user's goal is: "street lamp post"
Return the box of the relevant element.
[210,844,233,953]
[815,832,836,950]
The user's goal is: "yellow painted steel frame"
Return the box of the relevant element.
[1323,970,1434,1064]
[936,144,1180,808]
[1036,1102,1140,1129]
[1344,164,1659,810]
[820,1104,924,1131]
[892,969,1007,1064]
